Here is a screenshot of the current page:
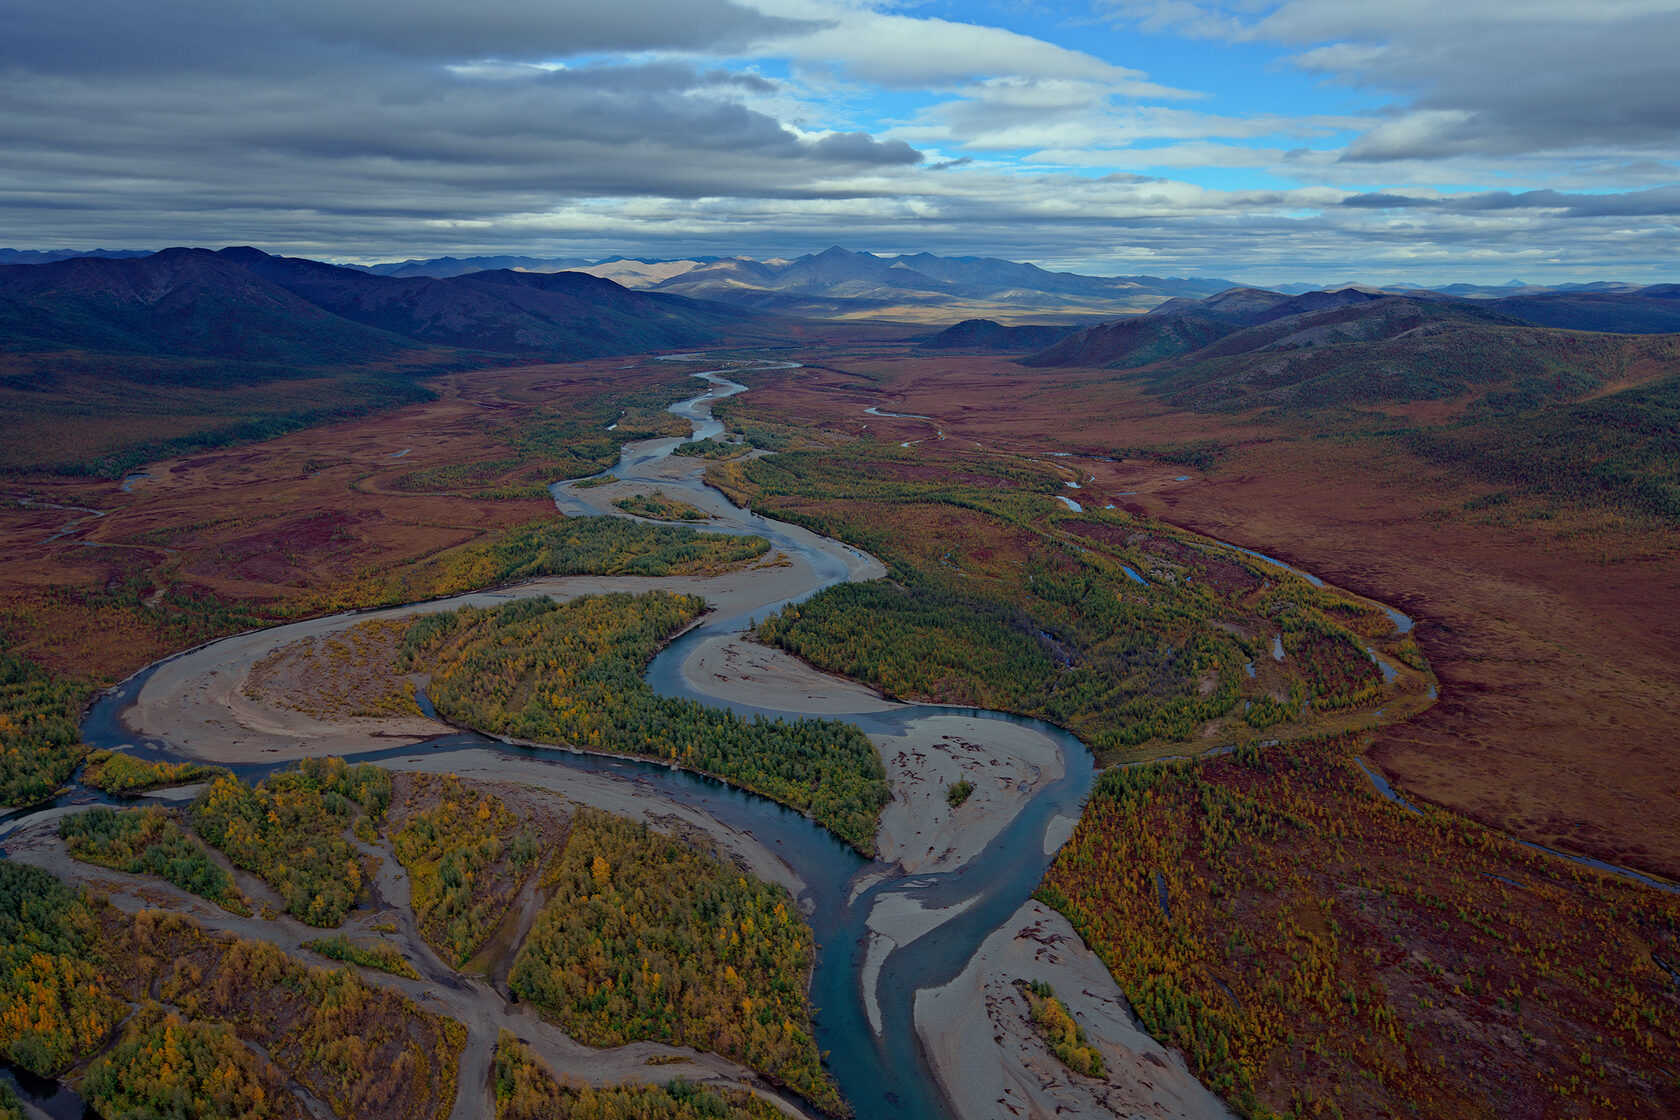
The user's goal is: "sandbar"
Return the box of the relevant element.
[915,900,1233,1120]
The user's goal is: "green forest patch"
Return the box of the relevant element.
[79,750,229,796]
[0,648,91,807]
[389,772,564,966]
[190,758,390,927]
[734,443,1410,761]
[60,806,249,914]
[398,593,888,852]
[613,490,713,521]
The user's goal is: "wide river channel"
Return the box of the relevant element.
[34,360,1096,1120]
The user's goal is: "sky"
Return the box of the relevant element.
[3,0,1678,284]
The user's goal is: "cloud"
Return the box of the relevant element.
[276,0,820,60]
[0,0,818,71]
[804,131,922,164]
[887,78,1356,162]
[1107,1,1680,164]
[1339,192,1438,209]
[0,1,929,224]
[769,7,1185,93]
[1343,186,1680,218]
[1340,110,1479,162]
[1,0,1677,283]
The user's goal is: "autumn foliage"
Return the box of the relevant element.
[191,757,390,926]
[0,647,90,806]
[80,1004,301,1120]
[108,908,464,1120]
[733,442,1413,761]
[0,861,124,1076]
[1022,980,1105,1078]
[1038,735,1680,1118]
[79,750,230,796]
[509,810,844,1115]
[309,514,768,613]
[389,772,559,964]
[59,806,249,914]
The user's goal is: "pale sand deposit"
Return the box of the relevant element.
[124,552,840,766]
[873,714,1065,874]
[860,891,978,1034]
[915,900,1233,1120]
[678,633,898,715]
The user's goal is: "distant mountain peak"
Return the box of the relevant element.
[216,245,273,265]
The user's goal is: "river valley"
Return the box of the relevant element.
[10,354,1619,1120]
[2,360,1239,1120]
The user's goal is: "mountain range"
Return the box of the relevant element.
[348,247,1241,323]
[0,246,1245,325]
[11,245,1680,330]
[0,248,154,266]
[616,246,1239,322]
[0,246,781,367]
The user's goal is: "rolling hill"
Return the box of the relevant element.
[217,247,777,357]
[918,319,1076,352]
[0,248,416,365]
[1019,283,1680,522]
[1020,285,1680,412]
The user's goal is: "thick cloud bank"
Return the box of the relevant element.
[2,0,1676,281]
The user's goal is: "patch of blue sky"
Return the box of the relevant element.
[720,8,1382,193]
[843,87,941,127]
[923,1,1380,121]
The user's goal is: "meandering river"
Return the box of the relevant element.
[32,361,1098,1120]
[556,364,1105,1118]
[10,357,1669,1120]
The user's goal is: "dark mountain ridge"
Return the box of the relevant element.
[1476,288,1680,334]
[0,247,413,363]
[0,248,154,266]
[0,246,778,366]
[0,246,788,478]
[918,319,1076,352]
